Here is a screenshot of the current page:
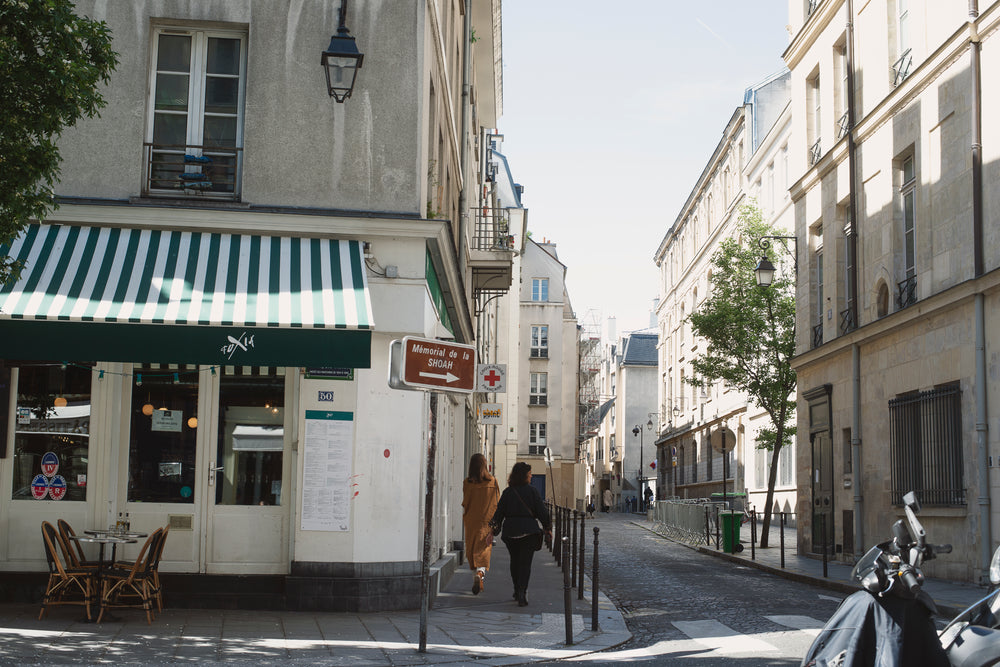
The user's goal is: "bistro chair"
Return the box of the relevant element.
[39,521,94,621]
[98,527,163,624]
[113,524,169,613]
[57,519,97,570]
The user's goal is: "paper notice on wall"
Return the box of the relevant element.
[300,410,354,532]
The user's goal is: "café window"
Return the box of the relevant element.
[216,369,285,505]
[12,363,92,502]
[128,366,199,503]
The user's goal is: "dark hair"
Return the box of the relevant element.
[467,453,492,483]
[508,461,532,487]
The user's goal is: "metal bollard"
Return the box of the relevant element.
[563,536,573,645]
[571,510,578,588]
[750,509,756,561]
[578,512,585,600]
[714,506,721,550]
[555,506,562,564]
[705,506,711,546]
[780,512,786,569]
[591,526,600,632]
[822,514,828,578]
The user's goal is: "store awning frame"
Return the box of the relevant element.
[0,224,374,368]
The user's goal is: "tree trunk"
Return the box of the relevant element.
[758,409,787,549]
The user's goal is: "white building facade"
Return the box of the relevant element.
[786,0,1000,583]
[653,71,797,518]
[0,0,514,611]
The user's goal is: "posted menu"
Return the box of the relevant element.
[301,410,354,531]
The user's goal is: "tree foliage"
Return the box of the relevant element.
[0,0,118,282]
[687,202,796,547]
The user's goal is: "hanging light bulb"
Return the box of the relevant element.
[188,416,198,429]
[142,403,154,416]
[53,396,68,408]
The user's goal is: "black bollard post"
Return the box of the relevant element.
[714,505,721,550]
[822,513,828,578]
[571,510,578,588]
[780,512,786,569]
[578,512,585,600]
[555,506,562,564]
[591,526,600,632]
[750,509,756,561]
[563,536,573,645]
[705,506,711,546]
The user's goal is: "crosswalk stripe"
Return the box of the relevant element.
[765,615,824,636]
[672,619,779,653]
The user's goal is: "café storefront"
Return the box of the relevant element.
[0,223,376,598]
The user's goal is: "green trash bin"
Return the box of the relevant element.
[719,511,743,553]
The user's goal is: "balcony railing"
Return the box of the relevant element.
[892,49,913,87]
[837,111,850,140]
[143,143,242,200]
[529,395,548,406]
[809,137,823,166]
[812,323,823,349]
[895,275,917,310]
[807,0,820,17]
[473,204,514,252]
[839,307,856,334]
[530,348,548,359]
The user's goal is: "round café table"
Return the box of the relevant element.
[68,533,138,622]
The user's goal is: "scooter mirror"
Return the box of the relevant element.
[902,491,921,513]
[989,546,1000,585]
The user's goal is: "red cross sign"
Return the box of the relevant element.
[476,364,506,393]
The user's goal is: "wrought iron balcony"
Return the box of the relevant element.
[812,323,823,349]
[807,0,820,17]
[892,49,913,86]
[839,307,857,334]
[809,137,823,166]
[837,111,850,140]
[896,275,917,310]
[143,143,242,200]
[529,395,548,406]
[530,348,549,359]
[470,204,515,292]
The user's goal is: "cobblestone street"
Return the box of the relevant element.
[551,513,844,666]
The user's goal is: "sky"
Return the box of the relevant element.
[498,1,791,338]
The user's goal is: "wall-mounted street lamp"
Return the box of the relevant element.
[321,1,364,102]
[754,235,799,287]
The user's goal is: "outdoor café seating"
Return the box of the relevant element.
[39,521,93,621]
[97,527,165,624]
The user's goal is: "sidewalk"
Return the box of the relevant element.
[0,538,630,666]
[637,514,990,619]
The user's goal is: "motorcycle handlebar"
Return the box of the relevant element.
[899,566,921,594]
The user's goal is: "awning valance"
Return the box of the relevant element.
[0,224,374,367]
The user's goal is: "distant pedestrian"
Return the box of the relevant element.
[603,488,612,512]
[644,487,653,509]
[463,453,500,595]
[491,462,551,606]
[586,501,595,518]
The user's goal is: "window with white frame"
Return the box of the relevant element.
[610,434,617,460]
[530,325,548,358]
[893,0,912,85]
[531,278,549,302]
[529,372,548,405]
[808,70,822,164]
[835,39,849,138]
[901,156,916,279]
[529,422,547,447]
[146,28,246,197]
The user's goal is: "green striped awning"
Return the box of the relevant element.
[0,224,374,367]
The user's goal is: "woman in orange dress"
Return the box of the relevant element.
[462,453,500,594]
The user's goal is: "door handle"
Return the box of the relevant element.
[208,463,223,485]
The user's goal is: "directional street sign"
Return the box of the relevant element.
[396,336,476,393]
[476,364,506,393]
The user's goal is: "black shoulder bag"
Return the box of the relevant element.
[513,488,550,551]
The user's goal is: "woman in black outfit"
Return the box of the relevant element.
[491,462,552,607]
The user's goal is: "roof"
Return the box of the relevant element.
[621,332,658,366]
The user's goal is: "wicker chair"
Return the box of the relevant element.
[98,527,163,624]
[39,521,94,621]
[57,519,97,570]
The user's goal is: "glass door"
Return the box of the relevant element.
[203,368,290,574]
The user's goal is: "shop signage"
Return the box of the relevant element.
[48,475,67,501]
[41,452,59,477]
[476,364,506,393]
[305,367,355,381]
[479,403,502,425]
[31,474,48,500]
[152,410,183,433]
[391,336,476,393]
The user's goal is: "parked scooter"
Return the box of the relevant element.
[802,491,1000,666]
